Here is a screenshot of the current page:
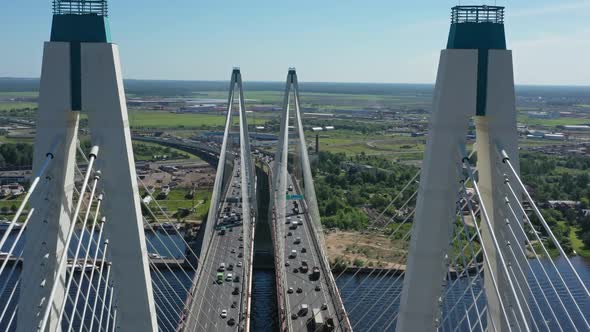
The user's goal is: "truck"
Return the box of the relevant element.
[310,308,324,330]
[311,266,320,280]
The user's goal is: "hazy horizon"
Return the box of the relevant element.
[2,1,590,85]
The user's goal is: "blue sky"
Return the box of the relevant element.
[1,0,589,85]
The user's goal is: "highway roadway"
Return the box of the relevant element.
[280,176,342,332]
[188,158,246,331]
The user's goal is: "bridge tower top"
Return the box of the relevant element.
[51,0,111,42]
[447,5,506,52]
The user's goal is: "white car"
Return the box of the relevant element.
[220,309,228,318]
[226,273,233,282]
[237,261,243,268]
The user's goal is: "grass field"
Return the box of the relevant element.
[128,110,266,128]
[570,227,590,258]
[151,188,211,221]
[132,140,202,161]
[311,131,426,160]
[517,114,590,126]
[0,102,37,111]
[0,92,38,98]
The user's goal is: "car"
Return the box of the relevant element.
[290,249,297,258]
[218,263,226,272]
[238,253,243,258]
[288,185,293,191]
[301,247,307,253]
[285,261,290,267]
[287,287,294,294]
[226,273,233,282]
[234,275,240,282]
[237,261,243,267]
[239,244,243,249]
[296,287,303,294]
[294,237,301,244]
[291,313,298,320]
[287,232,292,236]
[315,285,321,291]
[232,287,239,295]
[238,237,243,241]
[231,301,237,309]
[227,318,236,326]
[220,309,228,318]
[293,268,299,273]
[321,303,328,310]
[227,264,234,271]
[231,248,236,253]
[216,272,224,284]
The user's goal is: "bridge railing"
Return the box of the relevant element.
[53,0,108,16]
[265,162,289,331]
[450,5,504,24]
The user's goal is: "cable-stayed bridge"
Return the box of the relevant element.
[0,1,588,331]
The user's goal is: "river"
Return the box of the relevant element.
[0,232,588,331]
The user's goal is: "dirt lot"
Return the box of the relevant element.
[139,160,215,190]
[324,230,409,269]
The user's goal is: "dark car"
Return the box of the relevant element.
[228,318,236,326]
[232,287,239,295]
[296,287,303,294]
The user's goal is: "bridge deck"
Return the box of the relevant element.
[276,175,345,331]
[184,158,248,331]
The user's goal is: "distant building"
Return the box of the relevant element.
[546,200,580,211]
[561,125,590,132]
[0,183,25,198]
[527,111,559,119]
[543,133,567,141]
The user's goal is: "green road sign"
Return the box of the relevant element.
[286,194,304,200]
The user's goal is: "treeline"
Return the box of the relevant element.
[521,152,590,202]
[0,143,33,168]
[132,143,189,160]
[313,151,418,230]
[521,152,590,253]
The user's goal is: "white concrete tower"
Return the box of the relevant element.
[18,1,158,331]
[397,5,524,332]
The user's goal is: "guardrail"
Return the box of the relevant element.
[450,5,504,24]
[53,0,108,16]
[264,163,288,332]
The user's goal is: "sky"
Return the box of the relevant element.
[0,0,589,85]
